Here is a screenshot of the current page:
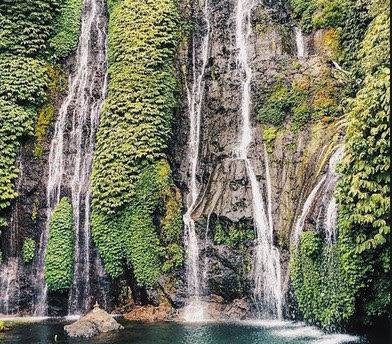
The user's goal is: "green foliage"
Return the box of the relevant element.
[0,55,48,106]
[45,198,75,292]
[292,3,390,328]
[0,100,35,211]
[214,222,254,249]
[258,75,340,131]
[91,0,180,213]
[290,231,362,329]
[312,0,347,29]
[0,0,61,56]
[49,0,84,59]
[336,5,390,323]
[0,320,5,331]
[289,0,317,32]
[91,0,182,286]
[258,82,291,126]
[92,161,183,286]
[22,238,36,263]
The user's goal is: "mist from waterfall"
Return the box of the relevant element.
[235,0,283,319]
[183,0,211,322]
[33,0,108,316]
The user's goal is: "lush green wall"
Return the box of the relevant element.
[91,0,183,287]
[289,0,390,329]
[0,0,83,261]
[45,198,75,292]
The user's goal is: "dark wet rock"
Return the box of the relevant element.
[64,305,123,338]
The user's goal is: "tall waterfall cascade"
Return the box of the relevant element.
[33,0,108,316]
[183,0,211,322]
[235,0,283,319]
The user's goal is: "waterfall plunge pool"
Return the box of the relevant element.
[0,318,386,344]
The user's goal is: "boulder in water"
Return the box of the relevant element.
[64,303,124,338]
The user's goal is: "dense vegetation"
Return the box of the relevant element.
[91,0,182,286]
[22,237,36,263]
[0,0,82,261]
[45,198,75,292]
[289,0,390,329]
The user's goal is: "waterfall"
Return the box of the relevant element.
[235,0,283,319]
[291,146,344,245]
[183,0,211,322]
[295,27,305,58]
[33,0,108,316]
[0,153,23,315]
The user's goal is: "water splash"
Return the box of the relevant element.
[235,0,283,319]
[295,27,305,58]
[183,0,211,322]
[33,0,108,316]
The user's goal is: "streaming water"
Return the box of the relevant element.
[33,0,108,316]
[234,0,283,318]
[295,27,305,58]
[183,0,211,322]
[291,147,344,245]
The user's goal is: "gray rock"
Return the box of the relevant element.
[64,306,123,338]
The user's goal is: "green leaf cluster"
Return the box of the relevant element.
[0,100,35,210]
[291,2,390,328]
[258,75,340,131]
[290,231,363,329]
[214,222,254,249]
[49,0,84,59]
[22,237,36,263]
[45,198,75,292]
[92,161,183,286]
[335,3,390,324]
[0,0,61,56]
[91,0,180,213]
[91,0,182,287]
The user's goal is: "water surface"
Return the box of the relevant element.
[0,319,387,344]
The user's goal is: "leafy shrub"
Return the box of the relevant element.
[336,6,390,323]
[214,222,254,248]
[49,0,84,59]
[45,198,75,292]
[91,0,180,213]
[0,55,48,106]
[91,0,182,285]
[92,161,183,285]
[0,0,61,56]
[0,100,35,211]
[258,83,291,126]
[22,238,36,263]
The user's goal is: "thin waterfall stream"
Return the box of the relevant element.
[183,0,211,322]
[234,0,283,318]
[33,0,108,316]
[291,146,344,246]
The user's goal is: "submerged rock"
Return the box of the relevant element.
[64,303,123,338]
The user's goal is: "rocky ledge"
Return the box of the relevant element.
[124,303,172,322]
[64,303,124,338]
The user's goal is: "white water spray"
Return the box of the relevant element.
[235,0,283,319]
[183,0,211,322]
[33,0,108,316]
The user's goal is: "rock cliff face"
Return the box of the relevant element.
[170,0,345,314]
[1,0,346,317]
